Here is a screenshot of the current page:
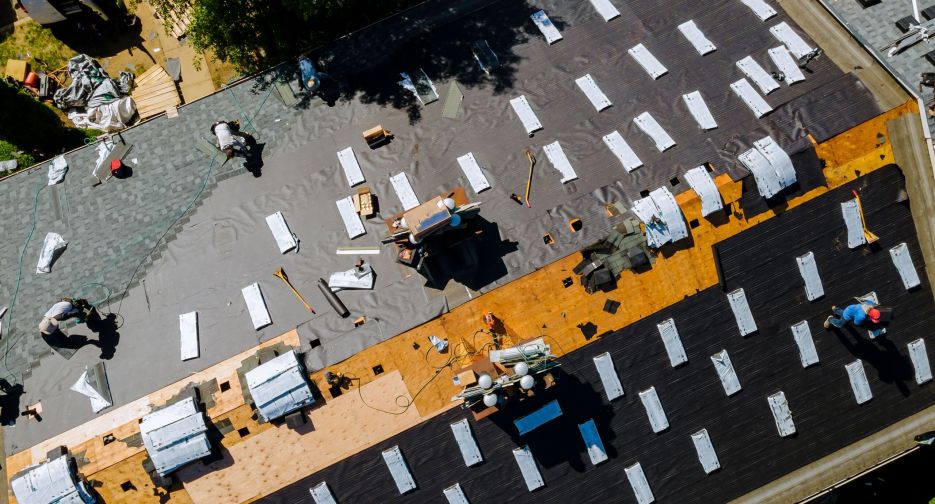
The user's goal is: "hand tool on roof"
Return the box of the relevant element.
[524,149,535,208]
[273,267,315,313]
[852,189,879,244]
[317,278,349,318]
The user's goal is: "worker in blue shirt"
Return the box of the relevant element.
[298,56,332,94]
[824,302,881,329]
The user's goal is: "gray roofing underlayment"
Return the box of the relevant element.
[257,165,935,504]
[1,0,881,452]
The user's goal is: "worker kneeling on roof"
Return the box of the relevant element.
[824,302,881,330]
[39,298,92,336]
[210,120,254,159]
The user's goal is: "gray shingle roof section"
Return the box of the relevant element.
[819,0,928,95]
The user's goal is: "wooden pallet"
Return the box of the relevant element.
[150,0,193,39]
[131,65,182,120]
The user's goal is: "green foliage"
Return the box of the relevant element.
[142,0,422,72]
[0,139,35,170]
[0,21,77,71]
[0,81,91,169]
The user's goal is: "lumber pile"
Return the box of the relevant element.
[131,65,182,120]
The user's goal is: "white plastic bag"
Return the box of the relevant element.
[36,232,67,274]
[47,156,67,186]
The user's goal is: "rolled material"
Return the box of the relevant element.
[317,278,349,318]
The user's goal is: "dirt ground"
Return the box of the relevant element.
[1,0,232,107]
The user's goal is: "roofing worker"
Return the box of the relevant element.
[210,120,250,159]
[298,56,331,93]
[39,298,90,336]
[824,301,881,329]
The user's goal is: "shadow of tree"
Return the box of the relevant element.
[0,80,91,161]
[48,9,154,63]
[247,0,554,126]
[486,367,617,471]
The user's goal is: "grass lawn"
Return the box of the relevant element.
[0,20,76,71]
[0,22,94,174]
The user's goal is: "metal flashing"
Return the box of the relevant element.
[791,321,819,368]
[602,130,643,172]
[678,20,716,55]
[639,386,669,433]
[450,418,483,467]
[382,445,417,494]
[691,429,721,474]
[683,166,723,217]
[711,349,742,396]
[767,391,795,437]
[593,352,625,401]
[512,445,545,491]
[625,462,655,504]
[629,43,668,79]
[727,288,757,336]
[908,339,932,385]
[796,251,824,301]
[657,318,688,367]
[890,242,921,290]
[575,74,612,112]
[336,147,365,187]
[509,95,543,135]
[846,360,873,405]
[731,78,772,118]
[682,91,718,130]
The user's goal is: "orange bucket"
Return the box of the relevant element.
[23,72,38,88]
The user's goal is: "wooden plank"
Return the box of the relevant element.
[136,90,181,106]
[134,79,176,95]
[136,89,181,107]
[133,66,161,84]
[135,78,175,92]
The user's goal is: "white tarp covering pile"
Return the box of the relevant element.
[47,155,68,186]
[54,54,137,132]
[36,232,67,274]
[67,97,137,133]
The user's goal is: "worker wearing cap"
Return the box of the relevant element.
[38,298,89,336]
[824,302,881,329]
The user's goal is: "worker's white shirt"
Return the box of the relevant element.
[214,122,238,150]
[45,301,77,320]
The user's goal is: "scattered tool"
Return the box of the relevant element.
[273,267,315,313]
[317,278,349,318]
[852,190,879,244]
[524,149,535,208]
[509,193,524,205]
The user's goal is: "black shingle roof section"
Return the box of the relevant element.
[259,165,935,503]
